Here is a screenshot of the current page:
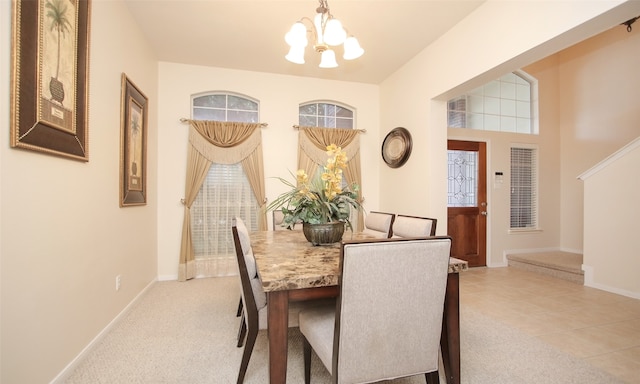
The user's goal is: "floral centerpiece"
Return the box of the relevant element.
[267,144,361,244]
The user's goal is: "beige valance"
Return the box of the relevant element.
[189,126,262,164]
[298,126,360,165]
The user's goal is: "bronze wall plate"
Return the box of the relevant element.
[382,127,412,168]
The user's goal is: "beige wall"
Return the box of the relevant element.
[581,139,640,297]
[1,1,158,383]
[557,26,640,251]
[156,63,381,279]
[446,23,640,267]
[378,0,636,229]
[379,1,640,272]
[581,140,640,299]
[2,0,640,382]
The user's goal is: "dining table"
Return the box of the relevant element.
[250,230,469,384]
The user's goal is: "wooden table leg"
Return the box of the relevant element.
[267,290,289,384]
[440,272,461,384]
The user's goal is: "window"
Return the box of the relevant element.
[193,93,258,122]
[190,93,260,276]
[298,101,359,229]
[510,146,538,229]
[299,101,354,129]
[448,71,537,134]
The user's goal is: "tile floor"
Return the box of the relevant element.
[459,267,640,383]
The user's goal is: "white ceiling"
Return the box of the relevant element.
[124,0,485,84]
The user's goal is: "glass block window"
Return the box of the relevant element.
[193,93,258,123]
[510,146,538,229]
[299,102,354,129]
[447,150,478,207]
[190,92,260,276]
[448,71,537,134]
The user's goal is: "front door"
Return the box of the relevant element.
[447,140,487,267]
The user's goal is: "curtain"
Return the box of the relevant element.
[179,120,267,281]
[297,127,364,231]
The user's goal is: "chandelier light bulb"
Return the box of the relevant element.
[343,36,364,60]
[286,45,306,64]
[285,22,308,47]
[319,49,338,68]
[323,18,346,46]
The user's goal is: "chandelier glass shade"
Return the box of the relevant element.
[285,0,364,68]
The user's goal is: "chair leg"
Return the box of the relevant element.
[236,312,247,348]
[236,297,243,317]
[236,327,258,384]
[303,336,312,384]
[425,370,440,384]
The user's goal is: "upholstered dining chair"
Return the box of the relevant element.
[272,209,302,230]
[361,211,395,238]
[231,217,330,383]
[391,214,437,237]
[299,236,452,384]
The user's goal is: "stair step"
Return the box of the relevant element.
[506,251,584,284]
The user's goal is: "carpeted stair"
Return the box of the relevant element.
[506,251,584,284]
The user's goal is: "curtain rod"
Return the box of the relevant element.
[293,125,366,133]
[180,118,268,127]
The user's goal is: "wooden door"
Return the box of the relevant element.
[447,140,487,267]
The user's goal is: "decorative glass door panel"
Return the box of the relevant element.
[448,150,478,207]
[447,140,487,267]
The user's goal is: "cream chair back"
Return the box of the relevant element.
[362,211,395,238]
[299,237,451,384]
[391,214,437,237]
[272,209,302,231]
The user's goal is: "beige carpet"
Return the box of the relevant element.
[61,277,623,384]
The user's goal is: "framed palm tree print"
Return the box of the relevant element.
[119,74,148,207]
[10,0,91,161]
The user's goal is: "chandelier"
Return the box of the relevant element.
[284,0,364,68]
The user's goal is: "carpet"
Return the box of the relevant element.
[61,276,623,383]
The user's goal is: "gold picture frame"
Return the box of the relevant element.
[10,0,91,161]
[119,74,148,207]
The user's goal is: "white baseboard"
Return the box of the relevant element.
[50,278,157,384]
[582,264,640,300]
[488,262,508,268]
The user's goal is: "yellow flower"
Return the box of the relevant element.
[296,169,308,184]
[326,144,339,156]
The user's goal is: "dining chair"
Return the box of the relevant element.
[231,217,331,383]
[299,236,451,384]
[272,209,302,230]
[391,214,437,237]
[361,211,395,238]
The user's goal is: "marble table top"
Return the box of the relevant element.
[251,230,469,292]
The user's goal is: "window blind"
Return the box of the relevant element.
[510,147,537,229]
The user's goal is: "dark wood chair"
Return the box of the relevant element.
[231,217,331,383]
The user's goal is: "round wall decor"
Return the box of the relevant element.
[381,127,412,168]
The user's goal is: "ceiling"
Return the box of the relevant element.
[124,0,485,84]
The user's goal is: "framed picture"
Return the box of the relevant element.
[120,74,148,207]
[10,0,91,161]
